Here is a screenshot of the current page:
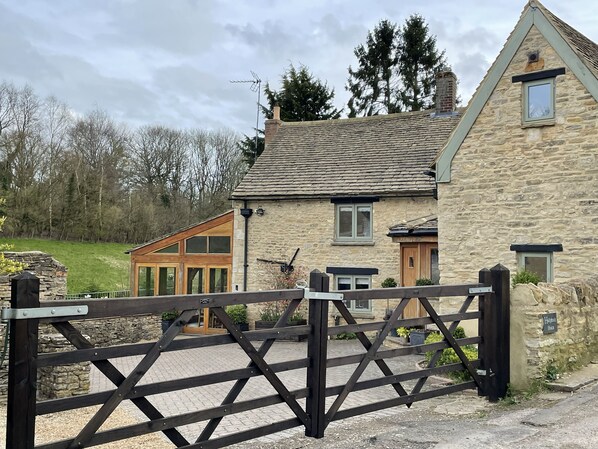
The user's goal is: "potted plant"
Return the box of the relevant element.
[396,327,410,345]
[161,309,179,334]
[226,304,249,331]
[255,302,307,341]
[381,277,398,335]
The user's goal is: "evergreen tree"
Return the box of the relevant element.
[237,131,264,168]
[347,19,401,117]
[398,14,447,111]
[347,16,448,116]
[263,64,341,122]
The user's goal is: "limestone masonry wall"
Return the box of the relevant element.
[438,26,598,286]
[232,197,436,325]
[510,277,598,390]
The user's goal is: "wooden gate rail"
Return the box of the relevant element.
[5,265,510,449]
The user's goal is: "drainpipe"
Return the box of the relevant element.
[239,202,253,291]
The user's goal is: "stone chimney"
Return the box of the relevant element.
[435,71,457,115]
[264,105,282,147]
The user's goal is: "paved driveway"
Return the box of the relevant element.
[90,339,437,445]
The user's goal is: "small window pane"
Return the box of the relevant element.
[155,243,179,254]
[527,82,552,119]
[186,268,204,294]
[338,206,353,238]
[209,236,231,254]
[209,268,228,293]
[431,249,440,284]
[524,256,548,282]
[356,206,371,238]
[186,236,207,253]
[137,266,155,296]
[158,267,176,295]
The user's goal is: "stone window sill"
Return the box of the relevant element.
[521,119,555,128]
[331,241,375,247]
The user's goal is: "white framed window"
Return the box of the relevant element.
[517,252,553,282]
[523,78,554,122]
[335,275,371,313]
[335,203,372,241]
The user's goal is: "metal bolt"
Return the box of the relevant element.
[22,311,28,317]
[77,308,82,313]
[51,309,56,315]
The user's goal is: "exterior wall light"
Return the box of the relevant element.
[255,207,265,216]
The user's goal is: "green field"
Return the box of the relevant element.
[0,238,132,294]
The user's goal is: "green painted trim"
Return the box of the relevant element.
[533,12,598,101]
[436,5,598,183]
[435,10,534,183]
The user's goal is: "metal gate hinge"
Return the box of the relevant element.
[469,286,493,295]
[303,288,344,301]
[1,305,88,320]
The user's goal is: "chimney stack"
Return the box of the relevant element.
[265,105,282,146]
[435,71,457,115]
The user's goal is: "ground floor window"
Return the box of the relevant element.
[335,275,371,313]
[510,244,563,282]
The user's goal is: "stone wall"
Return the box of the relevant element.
[510,277,598,390]
[437,26,598,286]
[232,197,437,325]
[38,334,90,400]
[0,251,161,404]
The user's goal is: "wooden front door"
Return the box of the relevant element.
[401,243,438,319]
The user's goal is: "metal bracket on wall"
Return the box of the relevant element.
[1,305,88,321]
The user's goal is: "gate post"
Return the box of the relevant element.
[477,268,491,398]
[6,272,40,449]
[305,270,329,438]
[481,264,510,402]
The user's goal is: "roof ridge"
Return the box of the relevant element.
[279,109,443,128]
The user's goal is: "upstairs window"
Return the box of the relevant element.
[524,79,554,122]
[336,203,372,241]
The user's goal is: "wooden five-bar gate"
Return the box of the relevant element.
[3,264,510,448]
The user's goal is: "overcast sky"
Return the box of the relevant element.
[1,0,597,136]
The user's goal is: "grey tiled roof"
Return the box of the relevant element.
[232,111,460,199]
[388,215,438,236]
[539,1,598,78]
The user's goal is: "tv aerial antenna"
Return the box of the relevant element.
[230,71,262,161]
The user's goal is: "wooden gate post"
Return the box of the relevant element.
[482,264,510,402]
[477,268,491,398]
[6,272,40,449]
[305,270,329,438]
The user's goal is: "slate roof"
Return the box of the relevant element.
[232,111,461,200]
[388,215,438,237]
[538,1,598,78]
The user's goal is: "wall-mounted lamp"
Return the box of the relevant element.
[255,207,265,216]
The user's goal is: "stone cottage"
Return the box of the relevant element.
[434,0,598,285]
[231,75,461,323]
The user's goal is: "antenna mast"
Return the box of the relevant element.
[230,71,262,162]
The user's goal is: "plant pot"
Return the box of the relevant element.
[161,319,175,334]
[409,329,432,346]
[228,323,249,333]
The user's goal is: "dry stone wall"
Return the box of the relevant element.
[510,277,598,389]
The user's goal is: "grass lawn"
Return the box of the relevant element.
[0,238,132,294]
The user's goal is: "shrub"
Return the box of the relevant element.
[161,309,178,321]
[397,327,410,338]
[226,305,248,324]
[512,270,541,287]
[336,332,357,340]
[415,278,433,286]
[381,277,397,288]
[424,327,477,382]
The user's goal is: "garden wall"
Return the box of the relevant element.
[0,251,161,404]
[510,276,598,389]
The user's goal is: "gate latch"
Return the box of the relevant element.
[469,286,493,295]
[476,368,494,377]
[1,305,88,321]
